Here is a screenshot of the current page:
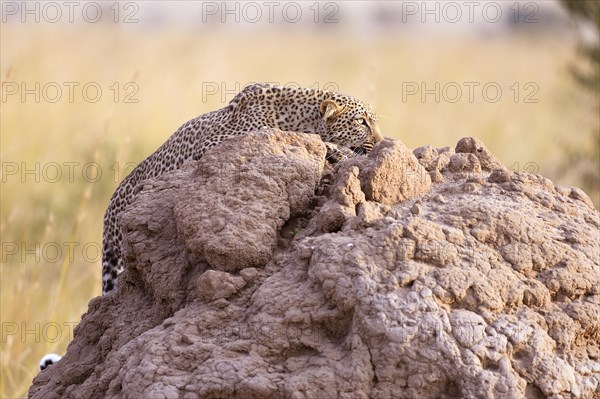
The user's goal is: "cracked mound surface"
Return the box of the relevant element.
[30,131,599,399]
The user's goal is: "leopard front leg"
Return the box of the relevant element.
[324,142,355,164]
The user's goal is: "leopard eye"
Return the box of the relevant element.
[356,117,368,127]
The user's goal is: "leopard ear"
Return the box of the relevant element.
[320,99,343,122]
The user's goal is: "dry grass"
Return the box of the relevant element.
[1,23,598,398]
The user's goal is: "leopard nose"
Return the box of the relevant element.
[372,125,384,143]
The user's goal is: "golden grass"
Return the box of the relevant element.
[1,23,598,398]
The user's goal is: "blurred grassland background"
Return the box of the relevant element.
[1,1,599,397]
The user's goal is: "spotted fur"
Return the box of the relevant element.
[102,83,383,294]
[39,353,62,371]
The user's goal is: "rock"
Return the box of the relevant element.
[456,136,507,172]
[410,203,421,214]
[174,128,326,273]
[196,270,246,302]
[30,134,600,399]
[489,168,512,184]
[239,267,259,283]
[315,165,365,233]
[413,144,438,170]
[359,139,432,205]
[448,153,482,174]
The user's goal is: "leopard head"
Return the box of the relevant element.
[319,94,383,155]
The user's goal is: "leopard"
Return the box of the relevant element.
[101,82,383,295]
